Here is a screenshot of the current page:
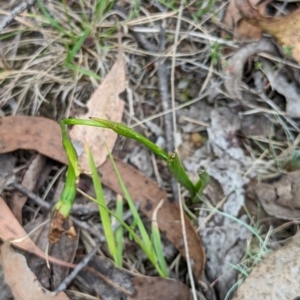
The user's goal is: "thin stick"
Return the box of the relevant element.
[0,1,36,33]
[53,243,101,294]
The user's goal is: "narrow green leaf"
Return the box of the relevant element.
[167,152,196,196]
[90,118,168,160]
[65,63,101,80]
[36,0,68,35]
[151,199,168,277]
[85,142,119,265]
[66,27,91,63]
[79,190,165,277]
[115,195,124,267]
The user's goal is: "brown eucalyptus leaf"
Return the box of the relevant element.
[233,232,300,299]
[69,50,125,170]
[0,242,69,300]
[0,116,67,164]
[0,115,205,278]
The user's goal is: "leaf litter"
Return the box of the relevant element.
[0,115,205,293]
[0,242,69,300]
[2,0,300,298]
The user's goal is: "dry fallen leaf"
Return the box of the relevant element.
[0,242,69,300]
[254,170,300,220]
[0,116,67,164]
[0,115,206,278]
[0,196,76,270]
[236,0,300,62]
[223,0,269,39]
[69,50,125,170]
[76,255,194,300]
[233,231,300,299]
[24,216,79,290]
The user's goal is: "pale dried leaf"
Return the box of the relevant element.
[0,242,69,300]
[200,217,250,300]
[233,232,300,299]
[69,52,125,170]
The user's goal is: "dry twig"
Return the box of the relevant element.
[0,0,36,33]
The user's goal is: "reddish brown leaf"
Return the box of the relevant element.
[0,116,67,164]
[0,116,205,278]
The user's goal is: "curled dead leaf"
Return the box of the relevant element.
[224,38,277,101]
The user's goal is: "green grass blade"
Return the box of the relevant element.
[192,170,210,203]
[151,199,169,277]
[79,189,165,276]
[65,63,101,80]
[105,143,154,258]
[115,194,124,267]
[36,0,69,35]
[66,27,91,64]
[90,118,168,160]
[63,118,104,127]
[85,142,119,265]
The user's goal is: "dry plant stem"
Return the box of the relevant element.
[0,0,36,32]
[54,243,101,294]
